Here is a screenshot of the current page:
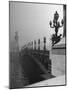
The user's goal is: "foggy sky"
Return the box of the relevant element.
[9,2,63,50]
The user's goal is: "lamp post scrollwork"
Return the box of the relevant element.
[49,11,64,46]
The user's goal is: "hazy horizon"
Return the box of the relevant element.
[9,2,63,50]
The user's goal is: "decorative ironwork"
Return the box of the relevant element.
[49,11,64,46]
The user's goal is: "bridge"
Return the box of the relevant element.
[19,44,55,85]
[10,33,55,89]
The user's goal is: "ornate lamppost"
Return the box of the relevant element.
[38,39,40,50]
[49,11,64,46]
[43,37,46,51]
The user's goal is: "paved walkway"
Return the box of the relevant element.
[26,75,65,87]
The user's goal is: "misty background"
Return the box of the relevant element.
[9,2,63,50]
